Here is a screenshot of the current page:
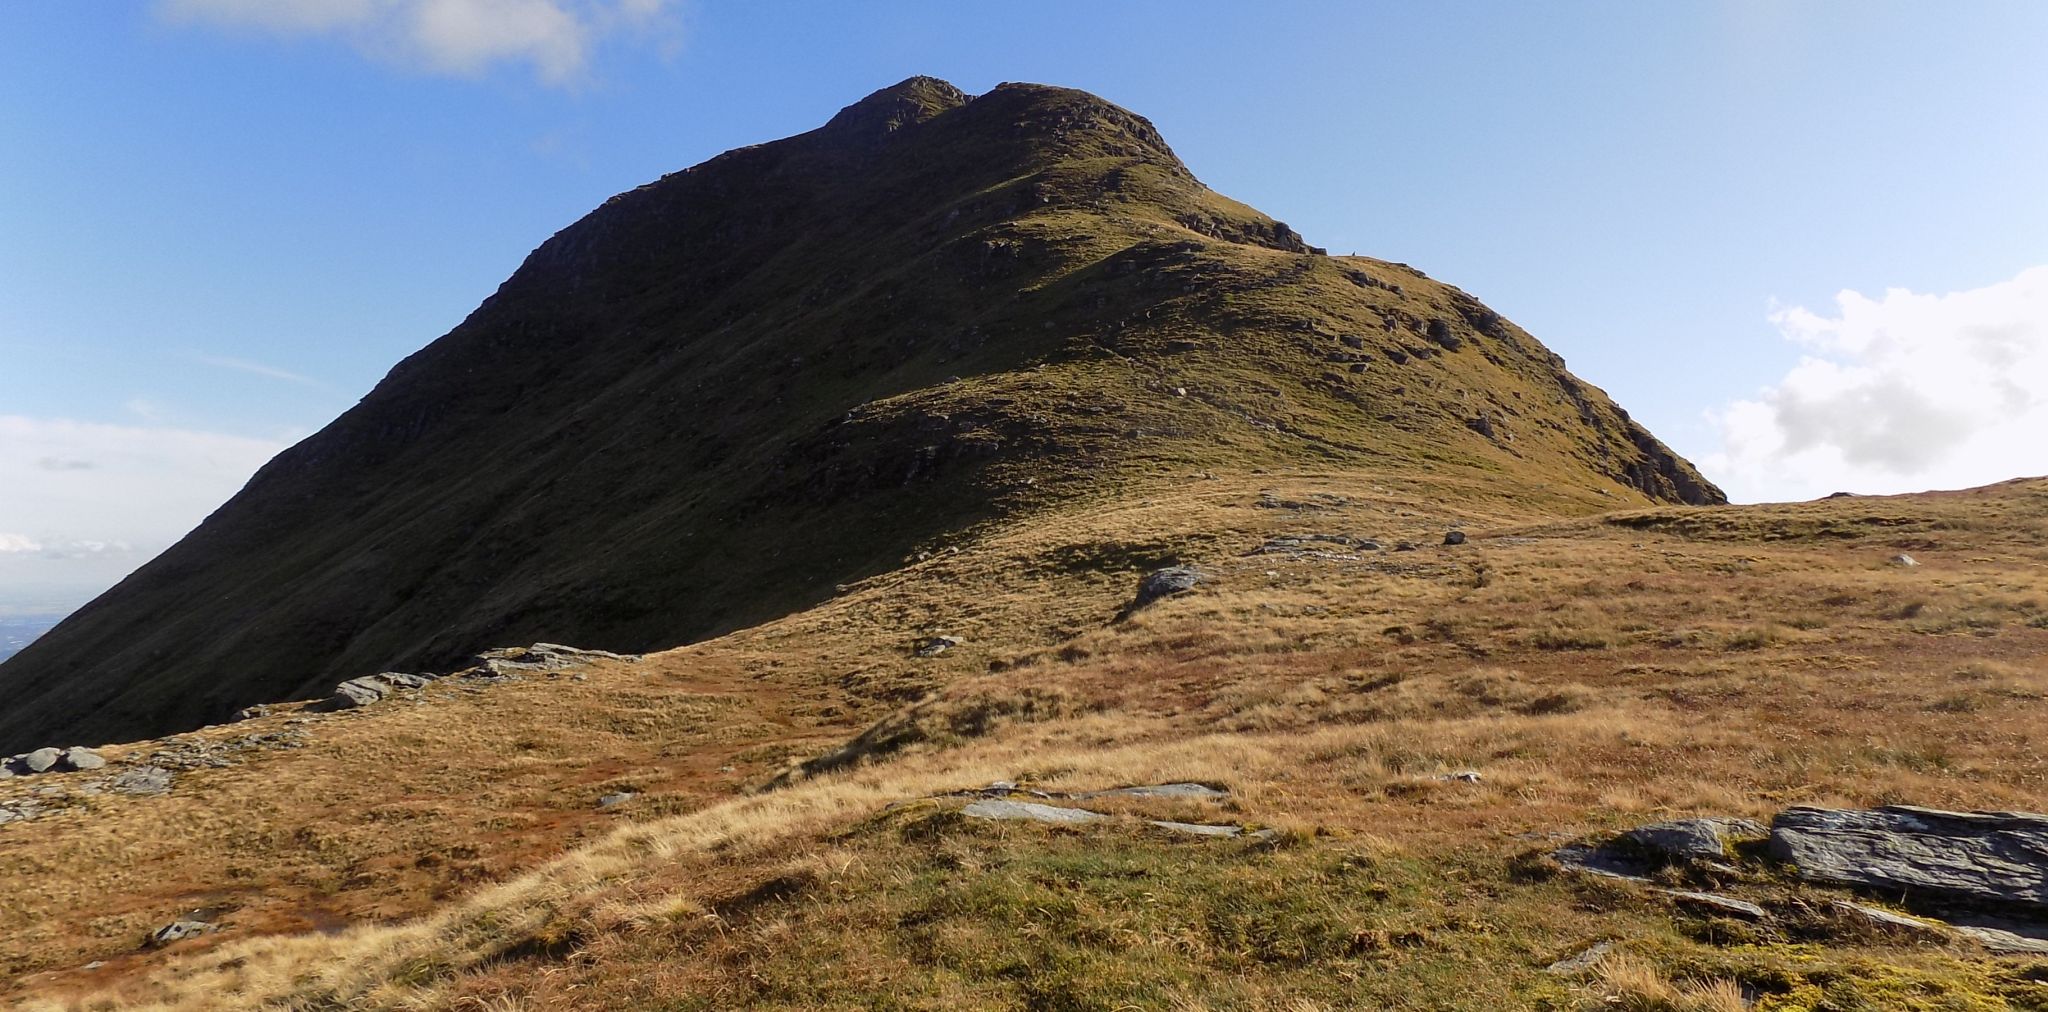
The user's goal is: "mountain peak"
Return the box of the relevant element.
[0,78,1723,752]
[821,75,971,138]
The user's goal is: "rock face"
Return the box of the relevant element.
[0,76,1724,753]
[1768,805,2048,913]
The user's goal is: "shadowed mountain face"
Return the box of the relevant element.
[0,77,1721,753]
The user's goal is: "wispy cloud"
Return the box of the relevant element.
[157,0,677,85]
[0,415,288,606]
[188,353,321,387]
[1705,264,2048,502]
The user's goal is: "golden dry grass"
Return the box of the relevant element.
[5,468,2047,1009]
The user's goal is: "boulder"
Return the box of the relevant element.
[1118,565,1201,619]
[1769,805,2048,913]
[327,677,390,710]
[60,747,106,771]
[1891,553,1919,567]
[146,919,217,948]
[913,635,962,658]
[1442,530,1467,546]
[22,747,61,773]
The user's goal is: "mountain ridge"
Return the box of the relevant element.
[0,76,1722,754]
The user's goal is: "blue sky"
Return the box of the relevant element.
[4,1,2046,611]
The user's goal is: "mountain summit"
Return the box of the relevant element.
[0,78,1721,752]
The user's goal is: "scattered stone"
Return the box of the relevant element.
[109,766,174,797]
[82,961,104,971]
[1393,542,1418,552]
[232,704,272,721]
[22,747,61,774]
[1545,941,1615,975]
[1442,530,1467,546]
[1768,805,2048,914]
[1618,817,1765,865]
[598,792,636,809]
[1891,553,1919,567]
[60,747,106,772]
[1663,889,1769,921]
[1438,770,1483,783]
[146,919,217,948]
[1356,539,1382,550]
[914,635,962,658]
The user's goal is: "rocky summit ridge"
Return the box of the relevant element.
[0,76,1720,754]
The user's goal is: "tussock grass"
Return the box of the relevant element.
[7,474,2048,1009]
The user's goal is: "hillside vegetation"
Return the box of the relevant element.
[2,471,2044,1009]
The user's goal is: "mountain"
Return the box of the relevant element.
[0,77,1720,754]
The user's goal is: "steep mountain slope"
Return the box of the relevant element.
[0,76,1720,754]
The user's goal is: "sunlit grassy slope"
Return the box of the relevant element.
[5,471,2044,1010]
[0,77,1716,754]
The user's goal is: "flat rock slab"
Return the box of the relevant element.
[1769,805,2048,913]
[1833,901,1950,940]
[958,797,1262,839]
[1073,783,1229,802]
[1662,889,1769,921]
[961,799,1106,825]
[1949,917,2048,955]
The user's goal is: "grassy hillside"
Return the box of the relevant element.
[0,77,1718,754]
[2,471,2043,1009]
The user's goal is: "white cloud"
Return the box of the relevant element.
[0,416,288,609]
[1706,265,2048,503]
[157,0,674,84]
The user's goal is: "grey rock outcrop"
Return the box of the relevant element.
[1118,566,1201,620]
[1619,817,1765,864]
[1768,805,2048,914]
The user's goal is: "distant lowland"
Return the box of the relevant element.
[0,615,61,663]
